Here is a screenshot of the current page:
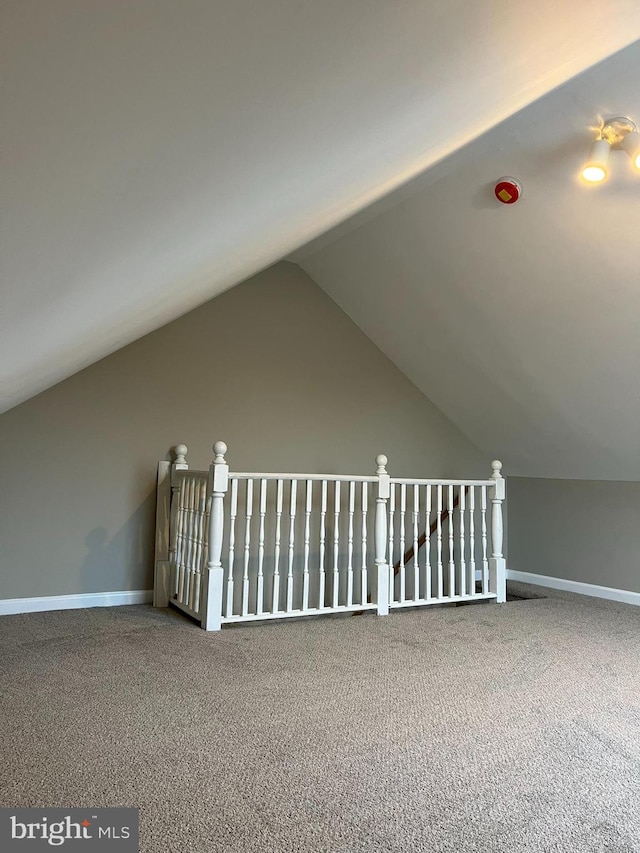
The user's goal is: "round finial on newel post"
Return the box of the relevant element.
[375,454,388,475]
[491,460,503,479]
[174,444,188,466]
[213,441,228,463]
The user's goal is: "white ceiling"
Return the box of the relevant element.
[3,1,640,415]
[292,41,640,481]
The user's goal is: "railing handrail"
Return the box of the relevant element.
[389,477,494,487]
[172,469,380,484]
[174,470,493,488]
[229,472,378,483]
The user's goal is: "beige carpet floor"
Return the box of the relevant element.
[1,583,639,852]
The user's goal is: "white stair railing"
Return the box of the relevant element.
[156,443,506,630]
[386,466,505,607]
[216,471,381,622]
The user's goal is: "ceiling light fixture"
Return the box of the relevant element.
[582,116,639,183]
[621,128,640,171]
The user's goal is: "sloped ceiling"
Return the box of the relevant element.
[3,1,640,415]
[292,41,640,481]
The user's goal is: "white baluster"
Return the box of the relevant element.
[319,480,327,608]
[180,477,189,605]
[272,479,283,613]
[287,479,297,612]
[203,492,211,575]
[489,460,506,603]
[179,478,190,603]
[226,478,238,617]
[303,480,312,612]
[172,489,182,599]
[176,477,187,603]
[332,481,341,608]
[388,483,396,602]
[191,477,202,606]
[413,484,419,601]
[425,484,432,601]
[184,477,195,607]
[361,482,368,606]
[374,454,390,616]
[199,478,208,588]
[175,487,185,599]
[192,479,207,613]
[436,484,443,599]
[347,481,355,606]
[448,484,455,597]
[257,478,266,616]
[202,441,229,631]
[481,485,488,594]
[190,479,200,610]
[459,486,466,597]
[192,478,202,600]
[242,479,253,616]
[399,484,406,603]
[469,486,476,596]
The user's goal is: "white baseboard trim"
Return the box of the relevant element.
[0,589,154,617]
[506,570,640,607]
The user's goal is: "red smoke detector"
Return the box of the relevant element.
[494,177,521,204]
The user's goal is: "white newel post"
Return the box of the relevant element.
[202,441,229,631]
[489,460,506,603]
[374,454,390,616]
[174,444,188,470]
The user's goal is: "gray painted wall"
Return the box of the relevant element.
[508,477,640,594]
[0,263,487,601]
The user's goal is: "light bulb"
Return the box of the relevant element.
[621,130,640,171]
[582,138,610,183]
[582,165,607,183]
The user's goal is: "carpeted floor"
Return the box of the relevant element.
[1,583,639,852]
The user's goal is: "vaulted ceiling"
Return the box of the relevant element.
[3,3,640,477]
[292,40,640,480]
